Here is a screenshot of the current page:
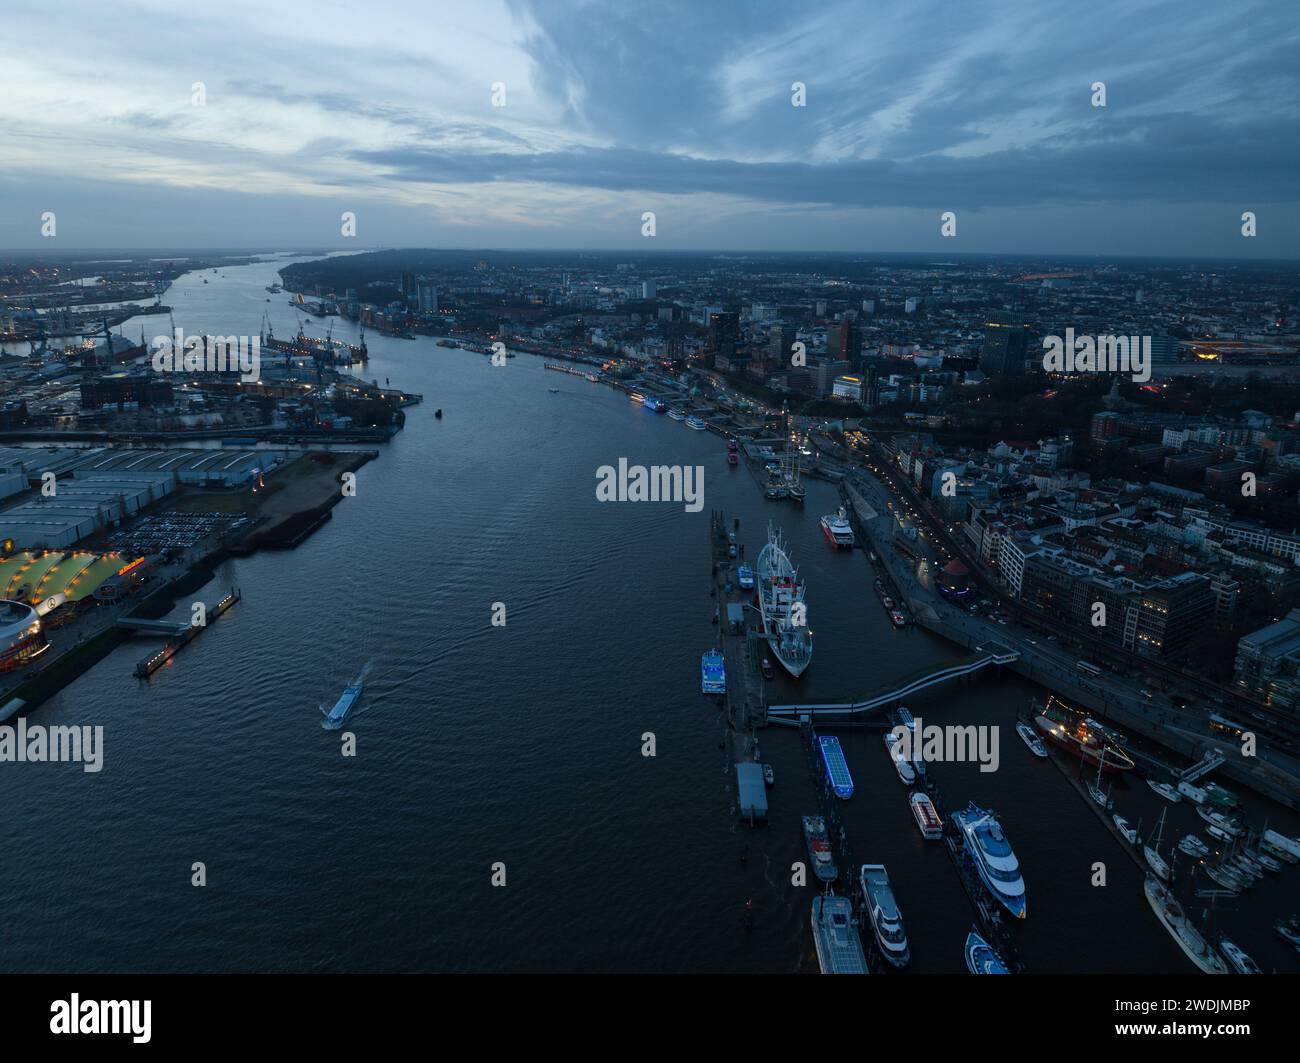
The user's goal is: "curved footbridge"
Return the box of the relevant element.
[767,640,1019,725]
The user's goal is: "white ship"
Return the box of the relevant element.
[819,506,855,548]
[755,523,812,677]
[1144,875,1228,974]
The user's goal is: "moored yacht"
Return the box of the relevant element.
[1016,721,1049,758]
[953,802,1026,919]
[1218,938,1261,974]
[859,864,910,968]
[685,415,708,430]
[1144,875,1228,973]
[910,792,943,840]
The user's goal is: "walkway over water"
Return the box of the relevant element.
[768,642,1019,722]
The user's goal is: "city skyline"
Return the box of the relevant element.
[1,0,1297,255]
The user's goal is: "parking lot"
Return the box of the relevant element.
[103,512,251,556]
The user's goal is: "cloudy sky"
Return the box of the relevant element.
[1,0,1297,255]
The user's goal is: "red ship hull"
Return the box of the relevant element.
[1033,716,1134,772]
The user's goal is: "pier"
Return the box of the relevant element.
[128,588,241,678]
[767,645,1019,723]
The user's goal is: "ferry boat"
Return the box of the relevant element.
[818,735,854,799]
[889,610,908,629]
[643,397,666,412]
[667,408,686,421]
[1015,722,1049,758]
[1144,875,1228,973]
[321,666,368,729]
[859,864,910,968]
[1197,807,1244,837]
[1147,779,1183,803]
[953,803,1026,919]
[802,816,838,883]
[1178,834,1209,858]
[965,928,1009,974]
[737,564,755,590]
[1033,714,1134,773]
[629,391,645,405]
[910,792,943,839]
[811,895,868,974]
[1218,938,1261,974]
[700,649,726,695]
[685,415,708,430]
[756,523,812,677]
[820,507,855,549]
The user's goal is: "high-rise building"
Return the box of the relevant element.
[769,325,795,365]
[708,311,740,365]
[401,272,418,306]
[417,283,438,313]
[642,280,656,300]
[979,316,1032,376]
[826,319,857,364]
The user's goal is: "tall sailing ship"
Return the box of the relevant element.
[755,523,813,677]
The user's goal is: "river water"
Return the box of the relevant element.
[1,255,1296,973]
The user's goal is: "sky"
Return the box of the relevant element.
[1,0,1298,256]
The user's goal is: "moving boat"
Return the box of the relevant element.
[802,816,838,883]
[321,665,368,729]
[737,564,755,590]
[1147,779,1183,803]
[756,523,812,677]
[1178,835,1209,858]
[859,864,910,968]
[700,649,726,695]
[811,895,868,974]
[1015,721,1049,758]
[1114,815,1141,845]
[1143,875,1228,973]
[819,735,854,799]
[685,415,708,430]
[1034,714,1134,773]
[1144,809,1172,882]
[1218,938,1261,974]
[910,792,943,840]
[953,803,1026,919]
[965,928,1009,974]
[819,507,855,549]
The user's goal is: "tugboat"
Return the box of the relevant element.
[802,816,838,883]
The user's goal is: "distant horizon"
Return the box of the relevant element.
[3,245,1299,266]
[3,1,1297,258]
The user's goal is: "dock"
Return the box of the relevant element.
[129,588,241,678]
